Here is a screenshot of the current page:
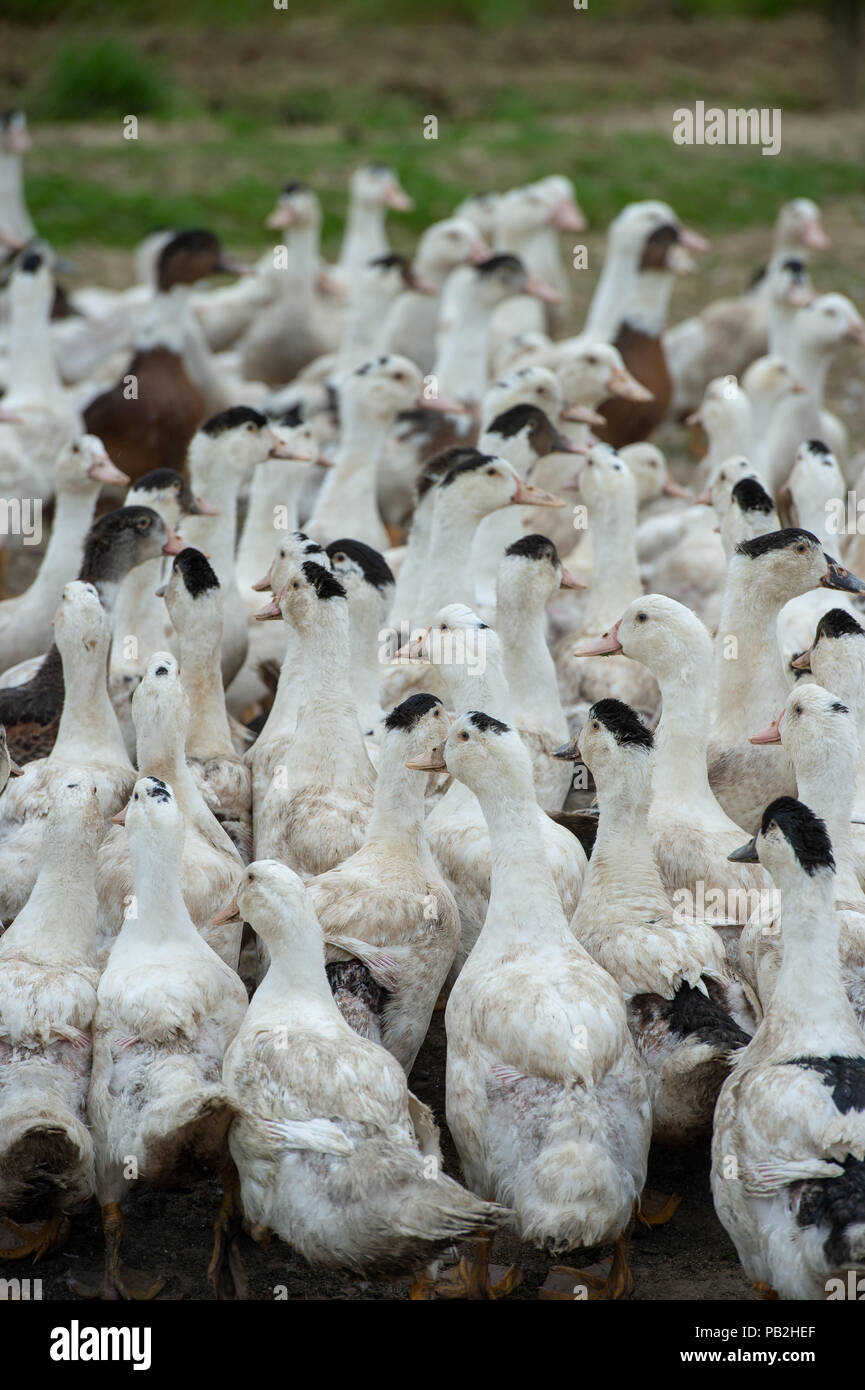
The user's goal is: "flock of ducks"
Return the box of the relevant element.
[1,105,865,1302]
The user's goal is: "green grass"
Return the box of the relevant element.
[25,121,865,258]
[39,40,178,120]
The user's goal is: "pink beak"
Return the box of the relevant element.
[395,629,428,660]
[385,184,413,212]
[468,239,491,264]
[0,407,22,425]
[749,713,783,745]
[679,226,711,253]
[694,487,713,505]
[561,404,605,427]
[662,476,692,500]
[787,285,815,308]
[269,431,303,459]
[560,567,586,590]
[417,390,467,414]
[846,317,865,347]
[510,478,565,507]
[251,571,272,592]
[524,275,562,305]
[111,804,128,826]
[548,199,586,232]
[573,620,623,657]
[802,218,830,251]
[212,896,241,925]
[791,648,812,672]
[255,589,285,621]
[685,408,703,428]
[88,457,130,486]
[162,528,186,556]
[266,204,295,230]
[608,366,653,402]
[409,273,438,296]
[191,495,220,515]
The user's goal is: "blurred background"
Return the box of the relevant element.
[0,0,863,310]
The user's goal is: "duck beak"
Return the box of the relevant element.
[468,239,491,264]
[316,267,348,296]
[212,896,241,925]
[548,198,586,233]
[0,407,22,424]
[161,528,186,556]
[255,590,284,621]
[154,584,167,599]
[678,226,710,253]
[395,627,429,660]
[552,735,581,760]
[791,647,812,672]
[8,757,23,777]
[266,203,296,230]
[787,285,815,308]
[802,218,830,251]
[405,745,447,771]
[694,486,713,505]
[316,453,334,468]
[111,803,128,826]
[385,184,413,212]
[549,430,581,455]
[188,495,220,516]
[821,554,865,593]
[560,567,586,590]
[524,275,562,304]
[560,404,605,426]
[573,620,623,657]
[728,836,758,863]
[662,477,692,500]
[510,478,565,508]
[608,365,653,402]
[416,390,467,414]
[749,712,783,745]
[846,316,865,347]
[88,456,129,486]
[251,571,272,592]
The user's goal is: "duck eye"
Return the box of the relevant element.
[133,793,139,801]
[248,872,255,882]
[136,518,151,532]
[291,580,300,589]
[459,731,469,741]
[796,543,806,553]
[72,443,80,453]
[587,355,598,365]
[246,422,255,431]
[636,612,648,623]
[486,468,499,477]
[592,720,600,730]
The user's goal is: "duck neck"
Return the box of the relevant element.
[29,485,100,604]
[433,295,492,402]
[177,614,235,758]
[281,221,318,316]
[794,753,864,905]
[474,782,567,948]
[236,462,303,592]
[581,496,641,631]
[340,200,388,273]
[389,496,434,627]
[9,832,98,959]
[589,765,667,901]
[110,559,168,668]
[53,641,131,768]
[585,242,639,342]
[5,281,61,405]
[185,469,242,579]
[413,495,489,625]
[714,567,787,730]
[759,869,859,1056]
[441,649,514,724]
[624,269,675,337]
[652,650,720,814]
[786,339,831,403]
[292,603,373,784]
[347,594,385,735]
[128,836,193,946]
[0,150,34,243]
[135,716,203,814]
[364,738,426,852]
[136,284,193,355]
[310,406,388,534]
[339,287,390,369]
[498,590,566,735]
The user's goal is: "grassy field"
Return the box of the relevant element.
[2,7,864,269]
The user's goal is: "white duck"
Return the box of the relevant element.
[95,653,244,969]
[713,796,865,1301]
[495,533,579,812]
[0,778,102,1261]
[0,582,134,924]
[325,538,394,739]
[252,559,376,876]
[413,710,650,1299]
[0,435,127,670]
[337,163,413,280]
[791,607,865,839]
[559,700,753,1144]
[297,693,460,1073]
[84,776,247,1300]
[0,109,34,244]
[381,217,488,372]
[161,548,253,860]
[220,858,500,1282]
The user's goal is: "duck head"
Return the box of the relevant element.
[55,435,129,494]
[351,162,412,213]
[255,558,347,632]
[499,533,585,611]
[156,229,246,292]
[437,448,564,513]
[728,795,834,884]
[128,468,217,530]
[53,580,109,661]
